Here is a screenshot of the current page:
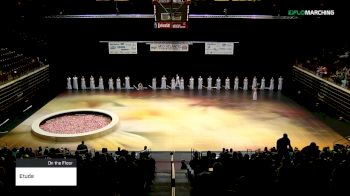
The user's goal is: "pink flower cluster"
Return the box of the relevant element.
[40,114,111,134]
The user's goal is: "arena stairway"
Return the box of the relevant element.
[149,152,192,196]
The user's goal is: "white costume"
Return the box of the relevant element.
[72,76,78,90]
[216,77,221,90]
[180,77,185,90]
[116,77,121,90]
[243,77,248,91]
[137,83,144,90]
[81,76,87,90]
[189,77,194,90]
[225,77,230,90]
[198,76,203,90]
[171,77,176,90]
[161,75,167,89]
[269,77,274,91]
[90,76,95,90]
[67,76,72,90]
[260,77,265,90]
[152,77,157,90]
[252,88,257,101]
[252,76,257,89]
[108,78,114,90]
[98,76,104,90]
[278,76,283,91]
[175,74,180,88]
[207,76,212,90]
[234,76,239,90]
[341,79,347,88]
[125,76,131,89]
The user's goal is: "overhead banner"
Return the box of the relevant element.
[150,42,189,52]
[205,42,234,55]
[154,22,188,29]
[108,42,137,54]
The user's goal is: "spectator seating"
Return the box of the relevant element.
[186,144,350,195]
[0,47,42,85]
[295,46,350,89]
[0,145,155,196]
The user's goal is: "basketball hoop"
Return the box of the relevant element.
[153,0,191,29]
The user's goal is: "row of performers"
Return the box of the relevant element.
[67,75,283,91]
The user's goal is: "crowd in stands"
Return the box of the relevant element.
[0,47,44,85]
[187,135,350,195]
[0,142,155,196]
[296,45,350,89]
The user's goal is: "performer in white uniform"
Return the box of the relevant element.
[108,77,114,90]
[125,76,131,89]
[252,76,257,89]
[98,76,104,90]
[90,75,95,90]
[81,76,87,90]
[175,74,180,88]
[137,83,144,90]
[260,77,265,90]
[207,76,212,90]
[278,76,283,91]
[269,77,274,91]
[67,76,72,90]
[180,77,185,90]
[161,75,167,89]
[252,87,257,101]
[225,77,230,90]
[216,77,221,90]
[72,75,78,90]
[152,77,157,90]
[189,76,194,90]
[234,76,239,90]
[198,76,203,90]
[171,77,176,90]
[243,77,248,91]
[116,77,121,90]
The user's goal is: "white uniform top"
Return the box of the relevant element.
[260,77,265,90]
[175,74,180,87]
[125,76,130,89]
[180,77,185,90]
[269,77,274,91]
[252,76,257,89]
[198,77,203,90]
[216,77,221,90]
[72,76,78,90]
[116,78,121,90]
[243,77,248,91]
[67,77,72,89]
[90,76,95,90]
[234,77,239,90]
[108,78,114,90]
[207,77,212,90]
[253,88,257,101]
[98,77,104,90]
[189,77,194,90]
[278,76,283,90]
[225,77,230,90]
[152,78,157,90]
[161,76,167,89]
[81,77,87,90]
[171,78,176,90]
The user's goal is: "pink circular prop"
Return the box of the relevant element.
[39,114,111,134]
[32,109,119,141]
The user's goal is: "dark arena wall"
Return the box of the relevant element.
[46,17,291,89]
[44,15,347,90]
